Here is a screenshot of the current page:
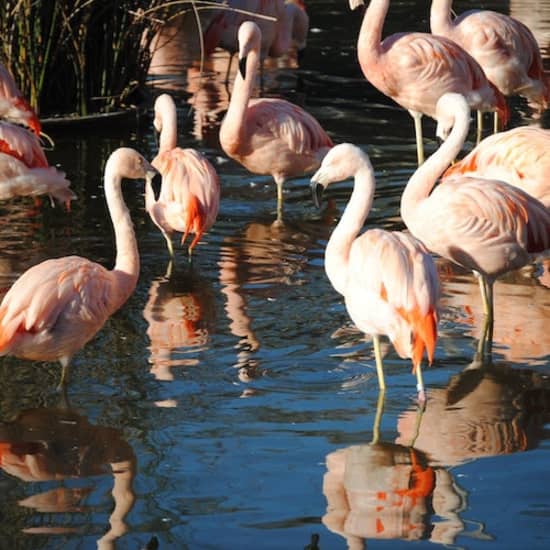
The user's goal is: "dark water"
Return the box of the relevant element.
[1,1,550,548]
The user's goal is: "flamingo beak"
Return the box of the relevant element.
[239,56,247,80]
[310,180,324,209]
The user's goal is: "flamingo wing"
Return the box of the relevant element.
[0,257,115,355]
[247,98,333,155]
[0,122,47,167]
[442,127,550,208]
[345,229,438,366]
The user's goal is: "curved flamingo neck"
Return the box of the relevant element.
[356,0,386,69]
[103,161,139,307]
[430,0,454,35]
[158,100,178,153]
[326,160,375,295]
[222,47,260,148]
[401,95,470,226]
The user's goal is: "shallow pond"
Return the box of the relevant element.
[0,1,549,549]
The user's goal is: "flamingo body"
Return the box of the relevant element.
[442,126,550,208]
[311,143,439,396]
[0,121,74,207]
[0,62,41,136]
[220,21,332,218]
[149,94,220,257]
[0,148,157,384]
[430,0,550,109]
[350,0,508,164]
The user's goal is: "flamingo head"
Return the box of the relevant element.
[237,22,262,80]
[310,143,369,207]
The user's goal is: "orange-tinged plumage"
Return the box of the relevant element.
[0,121,74,208]
[401,93,550,360]
[349,0,508,165]
[442,126,550,208]
[431,0,550,110]
[311,143,439,399]
[219,21,332,220]
[148,94,220,258]
[0,148,157,388]
[0,62,41,136]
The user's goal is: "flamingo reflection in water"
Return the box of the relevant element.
[396,362,550,468]
[0,148,157,389]
[0,406,136,549]
[322,392,473,548]
[143,263,216,387]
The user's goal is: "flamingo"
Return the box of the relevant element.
[219,21,333,220]
[400,93,550,361]
[430,0,550,117]
[0,148,157,388]
[269,0,310,62]
[148,94,220,258]
[442,125,550,208]
[349,0,508,165]
[0,62,41,136]
[0,121,74,208]
[311,143,439,399]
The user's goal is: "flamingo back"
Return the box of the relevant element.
[442,126,550,208]
[152,148,220,245]
[0,257,116,362]
[345,229,439,370]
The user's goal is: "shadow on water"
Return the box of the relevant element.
[0,0,549,548]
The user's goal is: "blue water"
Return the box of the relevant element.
[0,1,549,548]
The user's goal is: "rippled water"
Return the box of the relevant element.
[1,1,549,548]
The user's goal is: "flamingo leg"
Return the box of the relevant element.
[415,362,426,404]
[476,273,495,362]
[493,111,499,134]
[275,176,285,222]
[371,389,385,445]
[372,334,386,391]
[57,357,71,393]
[162,230,175,259]
[410,111,424,165]
[476,110,483,144]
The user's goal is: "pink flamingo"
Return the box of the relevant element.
[430,0,550,116]
[148,94,220,258]
[349,0,508,165]
[311,143,439,399]
[0,62,41,136]
[0,148,157,388]
[442,125,550,208]
[269,0,310,61]
[219,21,333,220]
[400,93,550,360]
[0,121,74,208]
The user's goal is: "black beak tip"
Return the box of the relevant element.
[310,181,324,209]
[238,57,247,80]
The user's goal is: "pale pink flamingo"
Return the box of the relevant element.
[0,148,157,388]
[269,0,309,62]
[400,93,550,361]
[0,121,74,208]
[219,21,333,220]
[149,93,220,258]
[442,125,550,208]
[430,0,550,117]
[0,62,41,136]
[311,143,439,398]
[349,0,509,165]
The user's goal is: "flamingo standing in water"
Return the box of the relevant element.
[400,93,550,360]
[442,125,550,208]
[219,21,333,220]
[311,143,439,399]
[430,0,550,119]
[0,62,41,136]
[349,0,508,165]
[0,121,74,208]
[0,148,157,388]
[149,94,220,258]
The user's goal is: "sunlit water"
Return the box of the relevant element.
[1,1,549,548]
